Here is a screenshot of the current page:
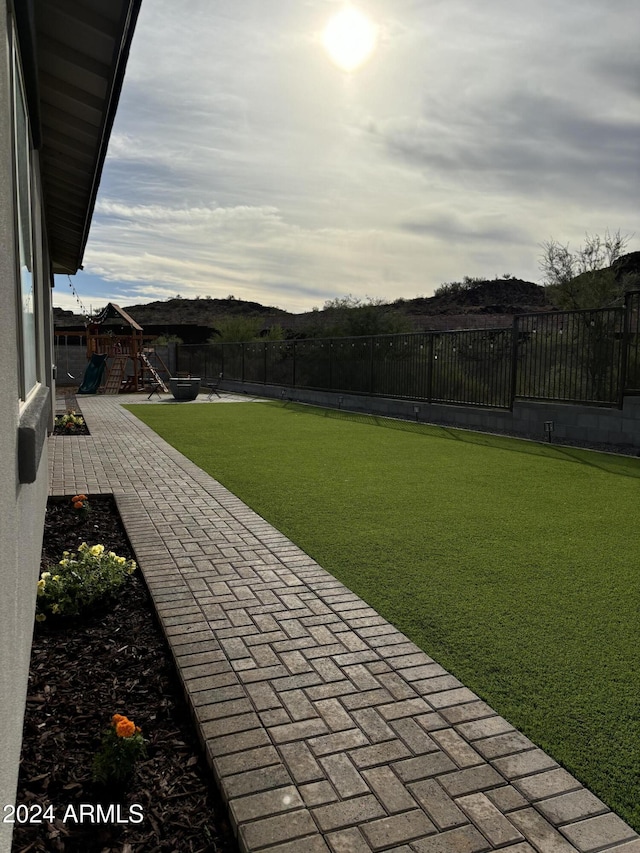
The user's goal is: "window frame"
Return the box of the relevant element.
[10,13,40,403]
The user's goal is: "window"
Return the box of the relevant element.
[12,21,38,398]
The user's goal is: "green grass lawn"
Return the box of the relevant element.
[126,401,640,830]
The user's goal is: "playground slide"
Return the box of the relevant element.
[77,353,108,394]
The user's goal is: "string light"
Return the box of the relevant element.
[67,275,91,320]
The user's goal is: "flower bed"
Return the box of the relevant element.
[12,494,238,853]
[53,411,90,436]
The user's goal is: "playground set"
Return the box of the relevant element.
[72,303,170,395]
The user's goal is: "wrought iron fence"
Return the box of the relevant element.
[176,291,640,410]
[514,308,626,406]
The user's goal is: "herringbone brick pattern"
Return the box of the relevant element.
[48,394,639,853]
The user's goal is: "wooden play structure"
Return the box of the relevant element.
[85,303,170,394]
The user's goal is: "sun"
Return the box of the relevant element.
[322,5,378,72]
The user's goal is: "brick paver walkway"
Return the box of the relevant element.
[49,394,639,853]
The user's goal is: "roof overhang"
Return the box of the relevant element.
[33,0,142,274]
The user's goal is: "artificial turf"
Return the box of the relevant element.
[126,400,640,830]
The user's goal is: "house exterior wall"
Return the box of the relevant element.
[0,7,51,851]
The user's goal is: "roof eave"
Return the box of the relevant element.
[35,0,143,274]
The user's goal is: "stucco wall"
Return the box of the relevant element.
[0,13,49,852]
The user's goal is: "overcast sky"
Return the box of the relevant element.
[55,0,640,316]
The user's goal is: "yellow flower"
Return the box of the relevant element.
[52,575,61,582]
[116,556,126,565]
[35,613,46,622]
[37,579,46,595]
[89,544,105,556]
[41,572,51,580]
[78,542,88,552]
[59,559,69,566]
[51,604,60,614]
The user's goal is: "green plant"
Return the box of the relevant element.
[92,714,147,785]
[55,411,86,432]
[35,543,137,622]
[314,294,410,337]
[539,229,631,309]
[209,316,264,342]
[433,275,491,298]
[149,334,184,346]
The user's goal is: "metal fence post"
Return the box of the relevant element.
[329,338,333,388]
[369,337,375,394]
[293,340,297,388]
[509,315,519,409]
[426,333,433,403]
[619,292,632,407]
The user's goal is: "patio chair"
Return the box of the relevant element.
[206,373,223,401]
[147,381,163,400]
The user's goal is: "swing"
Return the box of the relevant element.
[63,335,75,380]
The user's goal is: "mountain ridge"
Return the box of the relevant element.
[54,276,553,335]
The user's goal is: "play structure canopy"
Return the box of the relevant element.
[91,302,143,332]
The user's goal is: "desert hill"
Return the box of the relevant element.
[53,249,640,337]
[54,276,554,338]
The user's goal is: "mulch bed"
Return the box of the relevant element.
[53,389,90,436]
[52,421,90,436]
[12,495,239,853]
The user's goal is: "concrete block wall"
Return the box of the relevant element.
[222,379,640,452]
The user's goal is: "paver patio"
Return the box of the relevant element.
[49,392,639,853]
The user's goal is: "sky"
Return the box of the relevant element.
[54,0,640,316]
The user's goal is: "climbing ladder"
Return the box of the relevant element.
[139,352,169,393]
[103,356,128,394]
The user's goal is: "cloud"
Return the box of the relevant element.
[399,211,529,246]
[371,88,640,208]
[84,202,427,309]
[56,0,639,316]
[94,200,282,230]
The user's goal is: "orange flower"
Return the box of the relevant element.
[112,713,126,725]
[72,494,87,502]
[73,501,84,509]
[115,718,136,738]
